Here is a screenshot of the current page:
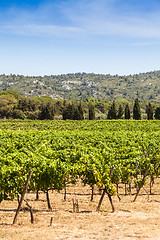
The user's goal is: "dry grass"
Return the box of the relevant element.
[1,179,160,240]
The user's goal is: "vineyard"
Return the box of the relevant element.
[1,120,160,239]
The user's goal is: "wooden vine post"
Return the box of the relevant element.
[36,190,39,201]
[50,217,53,226]
[96,187,106,211]
[46,190,52,210]
[133,164,151,202]
[24,199,34,223]
[13,170,32,224]
[91,185,94,202]
[64,184,67,201]
[106,188,115,212]
[97,166,115,212]
[72,198,79,213]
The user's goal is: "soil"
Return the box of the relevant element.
[0,180,160,240]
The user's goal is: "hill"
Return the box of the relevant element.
[0,71,160,102]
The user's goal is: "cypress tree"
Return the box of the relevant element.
[39,102,54,120]
[62,107,67,120]
[62,103,73,120]
[72,104,78,120]
[117,104,123,119]
[107,108,112,119]
[107,101,117,119]
[133,98,141,120]
[154,107,160,119]
[125,104,130,119]
[78,102,84,120]
[63,102,84,120]
[147,102,153,120]
[89,103,95,120]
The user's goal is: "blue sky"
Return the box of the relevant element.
[1,0,160,76]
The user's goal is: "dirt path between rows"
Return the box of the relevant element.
[1,181,160,240]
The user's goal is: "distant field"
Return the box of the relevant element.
[0,119,160,130]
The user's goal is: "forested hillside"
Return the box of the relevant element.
[0,70,160,103]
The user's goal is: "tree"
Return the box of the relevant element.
[17,98,37,112]
[63,103,75,120]
[95,102,106,113]
[0,94,17,118]
[12,109,25,119]
[26,111,39,120]
[147,102,153,120]
[0,90,21,99]
[0,105,13,119]
[125,104,130,119]
[107,101,116,119]
[89,103,95,120]
[72,104,80,120]
[133,98,141,120]
[117,104,123,119]
[77,102,84,120]
[154,107,160,120]
[63,102,84,120]
[63,103,71,120]
[39,102,54,120]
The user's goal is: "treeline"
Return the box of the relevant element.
[0,90,60,120]
[0,90,160,120]
[107,99,155,120]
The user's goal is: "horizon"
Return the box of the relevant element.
[0,69,160,78]
[1,0,160,76]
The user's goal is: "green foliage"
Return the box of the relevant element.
[39,102,55,120]
[0,71,160,103]
[0,90,21,99]
[78,102,84,120]
[17,98,37,112]
[0,94,17,118]
[89,103,95,120]
[117,104,123,119]
[1,120,160,203]
[0,89,160,120]
[125,103,130,119]
[107,101,117,119]
[133,98,141,120]
[63,102,84,120]
[63,103,73,120]
[147,102,153,120]
[154,107,160,119]
[12,109,25,119]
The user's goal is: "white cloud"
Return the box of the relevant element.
[60,0,160,39]
[75,2,160,38]
[0,24,82,37]
[1,0,160,40]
